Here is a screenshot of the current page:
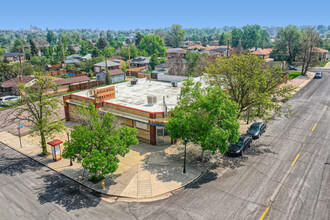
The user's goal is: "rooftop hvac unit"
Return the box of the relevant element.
[147,95,157,105]
[171,81,178,87]
[130,78,138,85]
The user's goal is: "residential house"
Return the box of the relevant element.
[96,69,126,83]
[313,47,329,61]
[93,60,121,73]
[66,54,82,60]
[4,53,25,62]
[47,75,91,95]
[166,48,186,58]
[129,56,150,68]
[209,41,219,46]
[186,45,206,51]
[0,75,35,96]
[81,54,92,60]
[203,46,231,56]
[251,48,273,59]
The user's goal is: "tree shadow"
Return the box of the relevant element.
[37,173,102,211]
[184,164,218,189]
[0,153,41,176]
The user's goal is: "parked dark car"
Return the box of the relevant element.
[314,72,322,79]
[247,122,267,139]
[287,65,297,70]
[227,135,252,156]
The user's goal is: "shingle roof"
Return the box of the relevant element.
[94,60,121,67]
[4,52,22,58]
[55,75,90,86]
[1,76,35,88]
[109,69,125,76]
[204,46,230,51]
[130,56,150,64]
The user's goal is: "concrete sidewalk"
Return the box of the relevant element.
[0,131,209,202]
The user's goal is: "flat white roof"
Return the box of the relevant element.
[74,77,205,112]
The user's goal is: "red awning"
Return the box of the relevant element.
[47,139,63,146]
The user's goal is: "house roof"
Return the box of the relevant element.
[204,46,230,51]
[81,54,92,60]
[1,76,35,88]
[130,56,150,64]
[66,54,81,60]
[55,75,90,86]
[4,52,22,58]
[313,47,329,53]
[252,48,273,55]
[108,69,125,76]
[187,45,206,50]
[94,60,121,67]
[108,56,125,61]
[167,48,185,52]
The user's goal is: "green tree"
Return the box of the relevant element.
[0,47,6,56]
[231,28,243,47]
[135,32,144,46]
[46,30,57,45]
[138,35,166,57]
[241,25,262,50]
[121,61,128,73]
[218,33,226,45]
[13,39,24,52]
[166,79,240,160]
[80,40,94,56]
[272,25,301,63]
[167,24,185,47]
[25,49,31,60]
[29,39,39,57]
[206,54,296,123]
[92,47,101,58]
[102,46,115,58]
[297,27,322,75]
[30,56,50,66]
[119,45,139,60]
[96,37,108,50]
[14,72,65,155]
[62,102,138,181]
[149,54,159,70]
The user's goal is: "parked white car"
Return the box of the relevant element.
[0,96,19,106]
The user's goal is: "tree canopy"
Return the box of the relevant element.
[138,35,166,57]
[62,102,139,180]
[167,24,185,48]
[166,79,240,157]
[206,54,296,123]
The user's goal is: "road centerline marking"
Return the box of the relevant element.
[324,106,328,111]
[312,123,317,131]
[260,207,269,220]
[292,153,300,166]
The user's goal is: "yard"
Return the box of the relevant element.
[289,71,302,80]
[321,59,330,67]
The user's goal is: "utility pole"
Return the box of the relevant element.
[128,46,131,77]
[226,40,230,57]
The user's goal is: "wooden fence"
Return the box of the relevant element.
[137,72,151,78]
[69,80,103,92]
[47,69,87,77]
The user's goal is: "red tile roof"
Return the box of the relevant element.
[313,47,329,53]
[55,75,90,86]
[187,45,205,50]
[1,76,35,88]
[252,48,273,55]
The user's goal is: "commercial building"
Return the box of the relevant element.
[63,78,202,145]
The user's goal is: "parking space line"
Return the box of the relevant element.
[312,123,317,131]
[324,106,328,111]
[292,153,300,166]
[260,207,269,220]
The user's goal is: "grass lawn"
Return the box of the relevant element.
[321,59,330,67]
[289,71,302,80]
[144,70,153,73]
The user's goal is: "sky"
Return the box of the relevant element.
[0,0,329,30]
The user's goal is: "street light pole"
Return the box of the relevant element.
[183,137,187,174]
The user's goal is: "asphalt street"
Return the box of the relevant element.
[0,69,330,220]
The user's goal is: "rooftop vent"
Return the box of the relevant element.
[171,81,178,87]
[147,95,157,105]
[131,78,138,85]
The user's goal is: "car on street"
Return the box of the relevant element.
[287,65,297,70]
[247,122,267,139]
[227,135,252,156]
[314,72,322,79]
[0,96,19,106]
